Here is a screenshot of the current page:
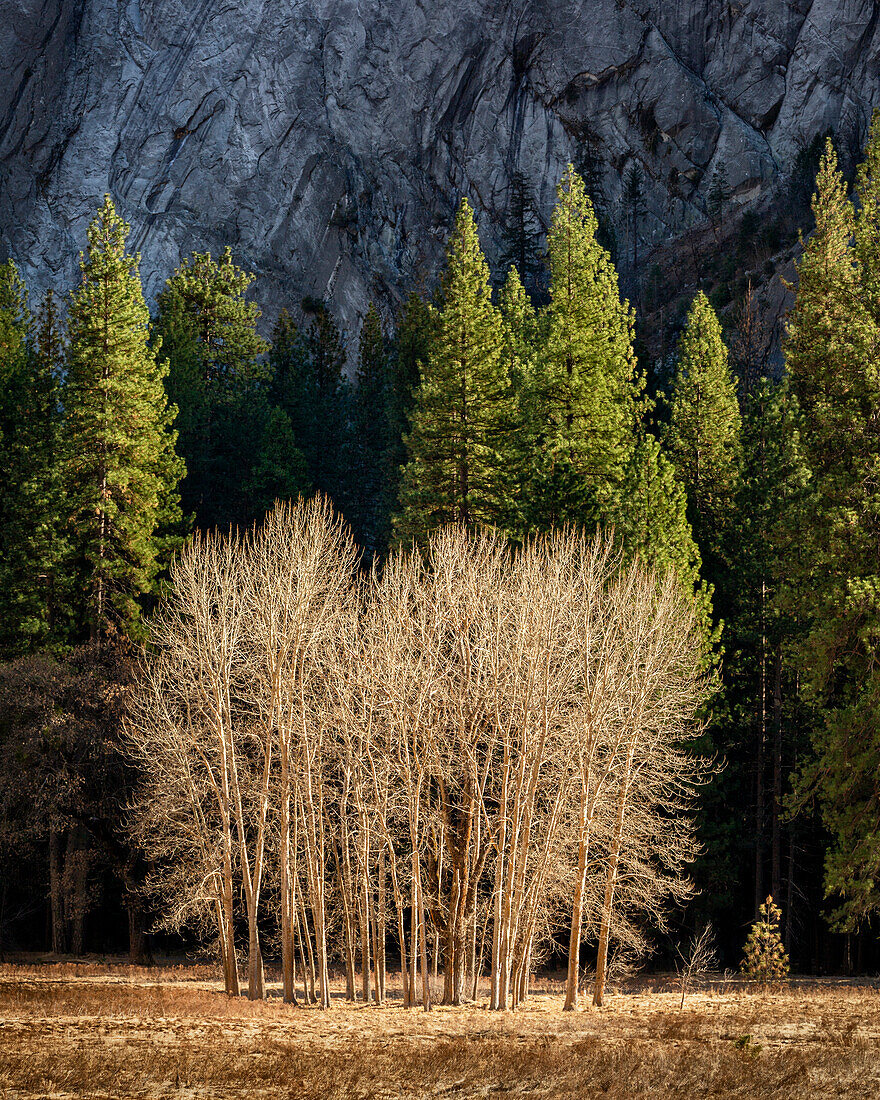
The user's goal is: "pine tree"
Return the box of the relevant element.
[499,266,537,533]
[498,265,536,395]
[664,291,742,561]
[707,165,729,229]
[622,162,646,270]
[244,406,310,516]
[525,165,640,532]
[785,135,880,928]
[270,301,350,508]
[499,171,543,295]
[64,196,184,640]
[394,198,517,542]
[741,896,789,984]
[617,431,710,627]
[697,377,809,942]
[155,247,269,528]
[349,304,393,554]
[386,293,434,519]
[0,269,67,653]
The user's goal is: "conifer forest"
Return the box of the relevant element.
[5,115,880,1016]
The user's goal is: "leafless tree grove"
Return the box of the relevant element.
[127,498,708,1009]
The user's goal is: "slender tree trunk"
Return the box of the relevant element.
[594,748,635,1008]
[755,584,767,913]
[221,837,240,996]
[771,644,783,903]
[49,828,67,955]
[359,877,372,1004]
[124,879,148,965]
[784,828,795,952]
[280,749,295,1003]
[388,849,410,1006]
[297,887,317,1004]
[68,829,88,957]
[335,835,357,1001]
[564,786,591,1010]
[377,849,387,1003]
[417,853,431,1011]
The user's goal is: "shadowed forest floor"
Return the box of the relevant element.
[0,964,878,1098]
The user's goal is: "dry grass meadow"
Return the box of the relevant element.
[1,962,878,1099]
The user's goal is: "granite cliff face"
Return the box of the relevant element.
[2,0,879,332]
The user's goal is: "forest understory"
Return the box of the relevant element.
[1,963,878,1099]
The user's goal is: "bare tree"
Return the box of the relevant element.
[128,531,249,996]
[129,512,709,1013]
[246,496,358,1004]
[675,923,717,1009]
[592,565,709,1007]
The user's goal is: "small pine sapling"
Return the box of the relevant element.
[741,896,789,986]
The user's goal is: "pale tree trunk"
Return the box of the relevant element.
[296,884,317,1003]
[417,852,431,1011]
[359,828,372,1003]
[490,749,510,1011]
[334,831,357,1001]
[280,746,296,1003]
[564,779,592,1011]
[593,745,636,1007]
[388,848,410,1006]
[376,848,386,1003]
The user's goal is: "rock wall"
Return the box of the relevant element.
[2,0,879,333]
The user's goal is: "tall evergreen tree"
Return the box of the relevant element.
[499,266,537,532]
[663,291,742,561]
[694,376,811,945]
[244,406,310,518]
[386,293,434,519]
[499,171,543,295]
[498,265,536,395]
[0,269,67,653]
[525,165,641,532]
[269,302,349,508]
[349,304,393,553]
[155,247,269,528]
[618,432,707,614]
[785,135,880,928]
[64,196,184,640]
[394,198,517,542]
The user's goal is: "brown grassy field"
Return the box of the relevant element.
[0,963,878,1098]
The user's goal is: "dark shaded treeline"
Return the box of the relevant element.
[1,129,880,975]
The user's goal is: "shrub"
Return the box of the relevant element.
[741,895,789,985]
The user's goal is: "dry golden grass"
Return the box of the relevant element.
[0,964,878,1098]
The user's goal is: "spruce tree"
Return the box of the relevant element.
[155,247,269,528]
[526,165,640,532]
[664,291,742,560]
[64,196,184,640]
[394,198,517,542]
